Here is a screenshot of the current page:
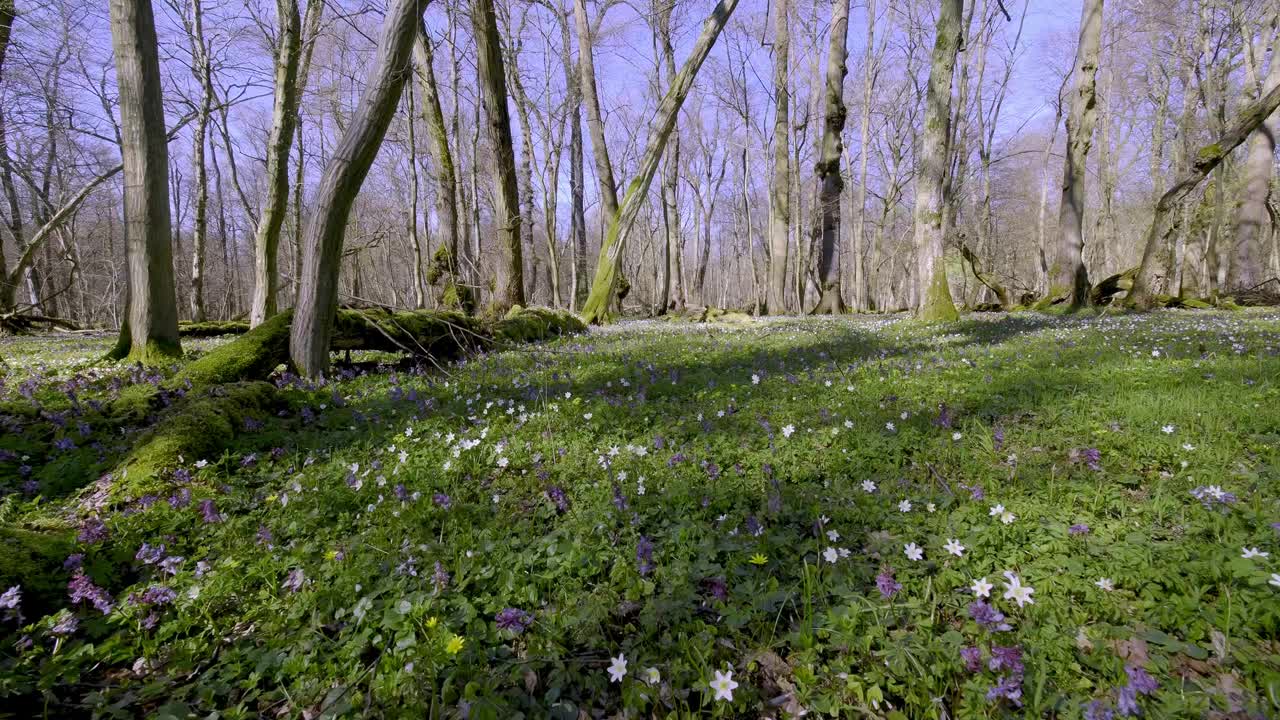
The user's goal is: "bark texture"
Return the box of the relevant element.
[810,0,850,315]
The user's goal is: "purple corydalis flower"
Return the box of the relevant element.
[432,561,451,592]
[876,570,902,599]
[988,645,1024,675]
[1083,700,1115,720]
[702,576,728,602]
[68,571,114,614]
[745,515,763,537]
[432,493,452,510]
[547,486,569,512]
[136,543,165,565]
[256,526,274,546]
[1125,664,1158,696]
[495,607,532,633]
[1116,685,1139,716]
[78,517,109,544]
[159,556,184,575]
[612,484,629,511]
[636,536,655,576]
[63,554,84,571]
[1069,523,1091,536]
[960,646,983,673]
[993,426,1005,451]
[283,568,305,593]
[1084,448,1102,471]
[139,586,177,606]
[968,600,1012,632]
[986,674,1023,705]
[198,499,222,523]
[168,488,191,508]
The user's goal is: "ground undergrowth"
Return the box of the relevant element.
[1,310,1278,719]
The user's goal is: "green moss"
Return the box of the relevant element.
[179,321,251,337]
[174,311,293,386]
[492,307,586,343]
[112,382,278,499]
[0,525,74,617]
[126,337,184,367]
[916,267,959,322]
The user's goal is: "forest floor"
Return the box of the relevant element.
[1,310,1279,719]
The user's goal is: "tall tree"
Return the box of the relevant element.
[289,0,431,378]
[912,0,963,321]
[766,0,790,314]
[184,0,214,322]
[810,0,850,314]
[1046,0,1102,308]
[579,0,741,323]
[412,23,469,310]
[473,0,524,311]
[1230,6,1280,291]
[574,0,620,233]
[249,0,313,327]
[108,0,183,363]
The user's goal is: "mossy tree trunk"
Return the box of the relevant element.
[109,0,183,364]
[290,0,431,378]
[1129,80,1280,308]
[184,0,214,323]
[810,0,850,315]
[412,24,469,312]
[1047,0,1102,309]
[248,0,306,327]
[472,0,524,313]
[579,0,740,324]
[911,0,962,322]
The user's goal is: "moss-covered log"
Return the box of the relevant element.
[1090,267,1138,305]
[178,320,250,337]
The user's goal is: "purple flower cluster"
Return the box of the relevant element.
[1189,486,1236,509]
[68,570,114,614]
[432,493,452,510]
[876,569,902,599]
[1085,663,1159,718]
[546,486,569,512]
[50,612,79,637]
[283,568,306,593]
[137,585,177,606]
[78,517,109,544]
[1084,447,1102,471]
[636,536,655,576]
[198,499,222,523]
[1,585,21,623]
[1069,523,1091,536]
[495,607,532,634]
[968,600,1012,632]
[432,561,451,592]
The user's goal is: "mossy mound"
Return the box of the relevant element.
[332,308,486,358]
[492,306,587,343]
[111,381,279,500]
[175,311,293,386]
[0,525,74,618]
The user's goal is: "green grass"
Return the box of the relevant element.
[1,310,1279,718]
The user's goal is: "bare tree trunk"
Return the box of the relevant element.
[290,0,430,377]
[248,0,308,326]
[912,0,962,321]
[406,82,427,309]
[580,0,740,323]
[766,0,790,314]
[472,0,524,311]
[557,7,588,310]
[108,0,182,363]
[1130,81,1280,308]
[574,0,620,240]
[1047,0,1102,308]
[650,0,681,314]
[810,0,850,315]
[1231,12,1280,291]
[185,0,213,322]
[0,0,16,311]
[851,0,881,312]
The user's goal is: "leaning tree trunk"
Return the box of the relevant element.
[1230,14,1280,292]
[912,0,962,322]
[810,0,850,315]
[1047,0,1103,308]
[766,0,790,315]
[472,0,524,312]
[1128,80,1280,308]
[108,0,182,363]
[249,0,305,327]
[289,0,430,378]
[580,0,741,324]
